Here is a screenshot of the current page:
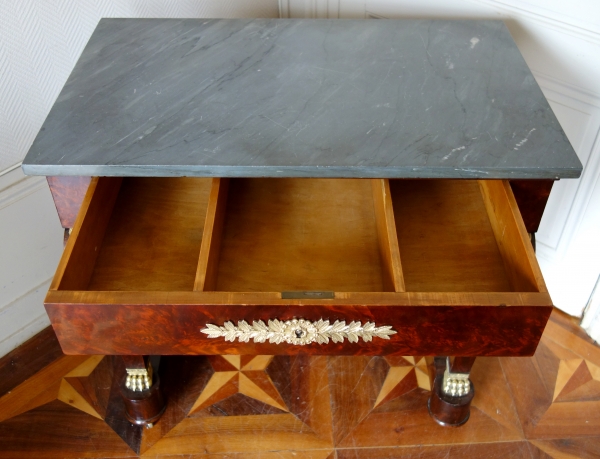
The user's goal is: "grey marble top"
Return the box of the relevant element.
[22,18,582,179]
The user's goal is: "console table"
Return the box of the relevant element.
[22,18,582,428]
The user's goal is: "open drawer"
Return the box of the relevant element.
[45,177,552,356]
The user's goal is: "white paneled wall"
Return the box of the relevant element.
[0,167,62,357]
[283,0,600,320]
[0,0,279,358]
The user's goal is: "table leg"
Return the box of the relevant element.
[63,228,71,247]
[509,179,554,234]
[118,356,166,428]
[428,356,476,427]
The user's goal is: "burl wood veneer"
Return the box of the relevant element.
[46,176,92,229]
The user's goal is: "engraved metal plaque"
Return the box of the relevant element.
[281,291,335,299]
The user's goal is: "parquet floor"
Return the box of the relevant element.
[0,309,599,458]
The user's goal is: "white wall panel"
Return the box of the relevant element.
[582,277,600,342]
[0,169,63,307]
[484,0,600,37]
[366,0,491,19]
[536,94,600,254]
[0,168,62,357]
[0,281,52,359]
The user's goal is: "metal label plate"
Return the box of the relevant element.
[281,291,335,299]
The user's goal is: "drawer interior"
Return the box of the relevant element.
[54,176,544,295]
[88,178,212,291]
[213,178,387,292]
[391,180,513,292]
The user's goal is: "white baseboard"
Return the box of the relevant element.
[0,279,52,358]
[582,277,600,343]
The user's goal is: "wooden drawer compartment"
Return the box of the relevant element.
[45,176,552,357]
[212,178,390,293]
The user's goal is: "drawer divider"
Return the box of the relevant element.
[51,177,123,291]
[371,179,406,292]
[194,178,229,291]
[478,180,547,293]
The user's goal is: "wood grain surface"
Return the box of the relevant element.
[213,178,387,293]
[371,178,405,292]
[44,302,551,356]
[391,179,517,292]
[194,178,230,292]
[87,177,212,291]
[479,180,546,293]
[52,177,122,291]
[46,176,92,228]
[0,326,63,398]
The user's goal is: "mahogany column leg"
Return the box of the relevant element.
[428,356,476,427]
[118,356,166,428]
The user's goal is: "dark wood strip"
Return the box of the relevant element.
[0,327,63,398]
[451,356,476,374]
[529,437,600,458]
[104,356,144,455]
[0,399,135,458]
[121,355,146,370]
[336,442,536,458]
[509,180,554,234]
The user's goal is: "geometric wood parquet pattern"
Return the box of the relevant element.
[0,310,599,458]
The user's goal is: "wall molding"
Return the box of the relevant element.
[582,276,600,342]
[280,0,341,18]
[0,278,52,359]
[474,0,600,45]
[534,87,600,260]
[279,0,288,17]
[0,162,23,177]
[533,71,600,109]
[0,173,47,212]
[286,0,600,45]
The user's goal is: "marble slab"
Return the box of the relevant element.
[22,18,582,179]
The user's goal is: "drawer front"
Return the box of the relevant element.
[46,176,553,356]
[46,300,551,356]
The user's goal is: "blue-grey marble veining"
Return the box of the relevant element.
[22,19,582,179]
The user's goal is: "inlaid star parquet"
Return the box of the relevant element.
[0,310,599,458]
[187,355,287,414]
